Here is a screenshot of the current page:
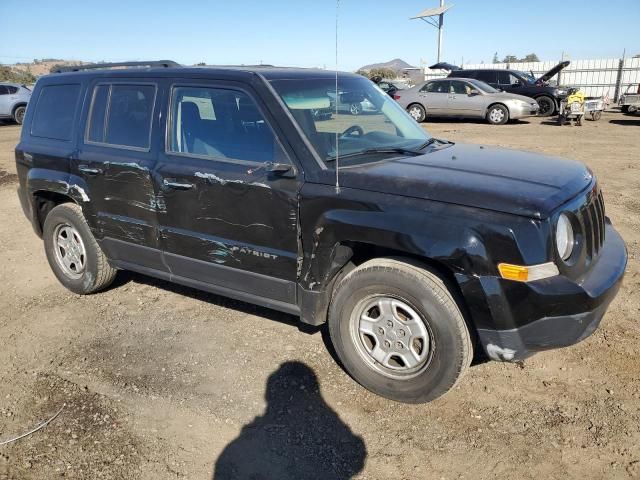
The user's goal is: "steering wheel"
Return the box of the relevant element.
[341,125,364,138]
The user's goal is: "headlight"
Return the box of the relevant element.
[556,89,567,96]
[556,213,574,261]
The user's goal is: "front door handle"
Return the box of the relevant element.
[78,165,103,175]
[163,178,194,190]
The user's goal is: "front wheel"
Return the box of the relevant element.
[407,104,426,123]
[13,105,26,125]
[536,96,556,116]
[328,258,473,403]
[486,104,509,125]
[43,203,117,294]
[349,103,362,115]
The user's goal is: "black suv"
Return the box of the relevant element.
[448,61,571,116]
[15,61,626,403]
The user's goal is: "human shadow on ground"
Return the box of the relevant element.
[212,361,366,480]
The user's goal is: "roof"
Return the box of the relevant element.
[410,4,453,19]
[48,64,358,82]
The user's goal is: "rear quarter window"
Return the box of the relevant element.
[31,84,81,141]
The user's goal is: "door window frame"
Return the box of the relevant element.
[164,82,291,168]
[83,81,158,153]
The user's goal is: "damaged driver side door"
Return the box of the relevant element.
[154,81,301,308]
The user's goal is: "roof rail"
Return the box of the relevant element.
[53,60,180,73]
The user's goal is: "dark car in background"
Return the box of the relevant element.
[447,61,571,116]
[15,61,626,404]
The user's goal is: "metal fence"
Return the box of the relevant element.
[424,57,640,100]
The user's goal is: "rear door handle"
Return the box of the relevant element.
[78,165,103,175]
[163,178,194,190]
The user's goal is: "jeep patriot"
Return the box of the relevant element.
[15,61,627,403]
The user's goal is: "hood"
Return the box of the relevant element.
[537,61,570,83]
[338,143,593,218]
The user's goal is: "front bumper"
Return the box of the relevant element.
[510,103,540,119]
[472,221,627,361]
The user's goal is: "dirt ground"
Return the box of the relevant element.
[0,112,639,480]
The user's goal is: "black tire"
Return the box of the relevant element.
[13,105,26,125]
[328,257,473,403]
[407,103,426,123]
[486,104,509,125]
[536,95,556,117]
[43,203,117,294]
[621,105,630,113]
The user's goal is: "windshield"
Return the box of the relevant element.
[514,71,536,84]
[467,78,499,94]
[270,75,431,167]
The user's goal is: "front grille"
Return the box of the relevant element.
[578,188,606,260]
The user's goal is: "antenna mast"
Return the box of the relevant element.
[334,0,340,193]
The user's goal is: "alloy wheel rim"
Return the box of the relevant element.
[490,108,504,123]
[350,295,433,379]
[409,107,422,120]
[350,104,361,115]
[16,108,25,123]
[53,223,87,279]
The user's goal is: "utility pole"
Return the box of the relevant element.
[411,2,453,64]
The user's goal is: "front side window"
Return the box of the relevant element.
[168,86,279,163]
[6,86,18,94]
[271,75,432,168]
[31,84,80,141]
[86,84,156,150]
[450,81,470,95]
[496,71,511,85]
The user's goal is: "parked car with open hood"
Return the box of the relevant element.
[0,82,31,124]
[395,78,539,124]
[445,61,571,116]
[15,62,626,403]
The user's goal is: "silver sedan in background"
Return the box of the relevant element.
[394,78,539,125]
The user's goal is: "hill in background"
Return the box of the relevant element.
[357,58,415,74]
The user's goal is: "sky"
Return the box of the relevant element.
[1,0,638,71]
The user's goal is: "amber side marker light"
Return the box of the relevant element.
[498,262,560,282]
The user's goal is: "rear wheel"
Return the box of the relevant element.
[43,203,117,294]
[328,258,473,403]
[536,95,556,116]
[486,104,509,125]
[13,105,26,125]
[407,104,426,123]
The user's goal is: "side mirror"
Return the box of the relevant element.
[468,89,480,96]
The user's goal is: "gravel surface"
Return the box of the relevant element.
[0,112,639,479]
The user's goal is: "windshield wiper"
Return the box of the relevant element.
[414,137,453,150]
[325,147,423,162]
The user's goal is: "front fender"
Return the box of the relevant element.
[299,184,550,292]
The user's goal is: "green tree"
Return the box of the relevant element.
[492,52,499,64]
[522,53,540,62]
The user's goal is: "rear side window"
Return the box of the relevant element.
[476,71,497,84]
[86,84,156,150]
[31,84,80,141]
